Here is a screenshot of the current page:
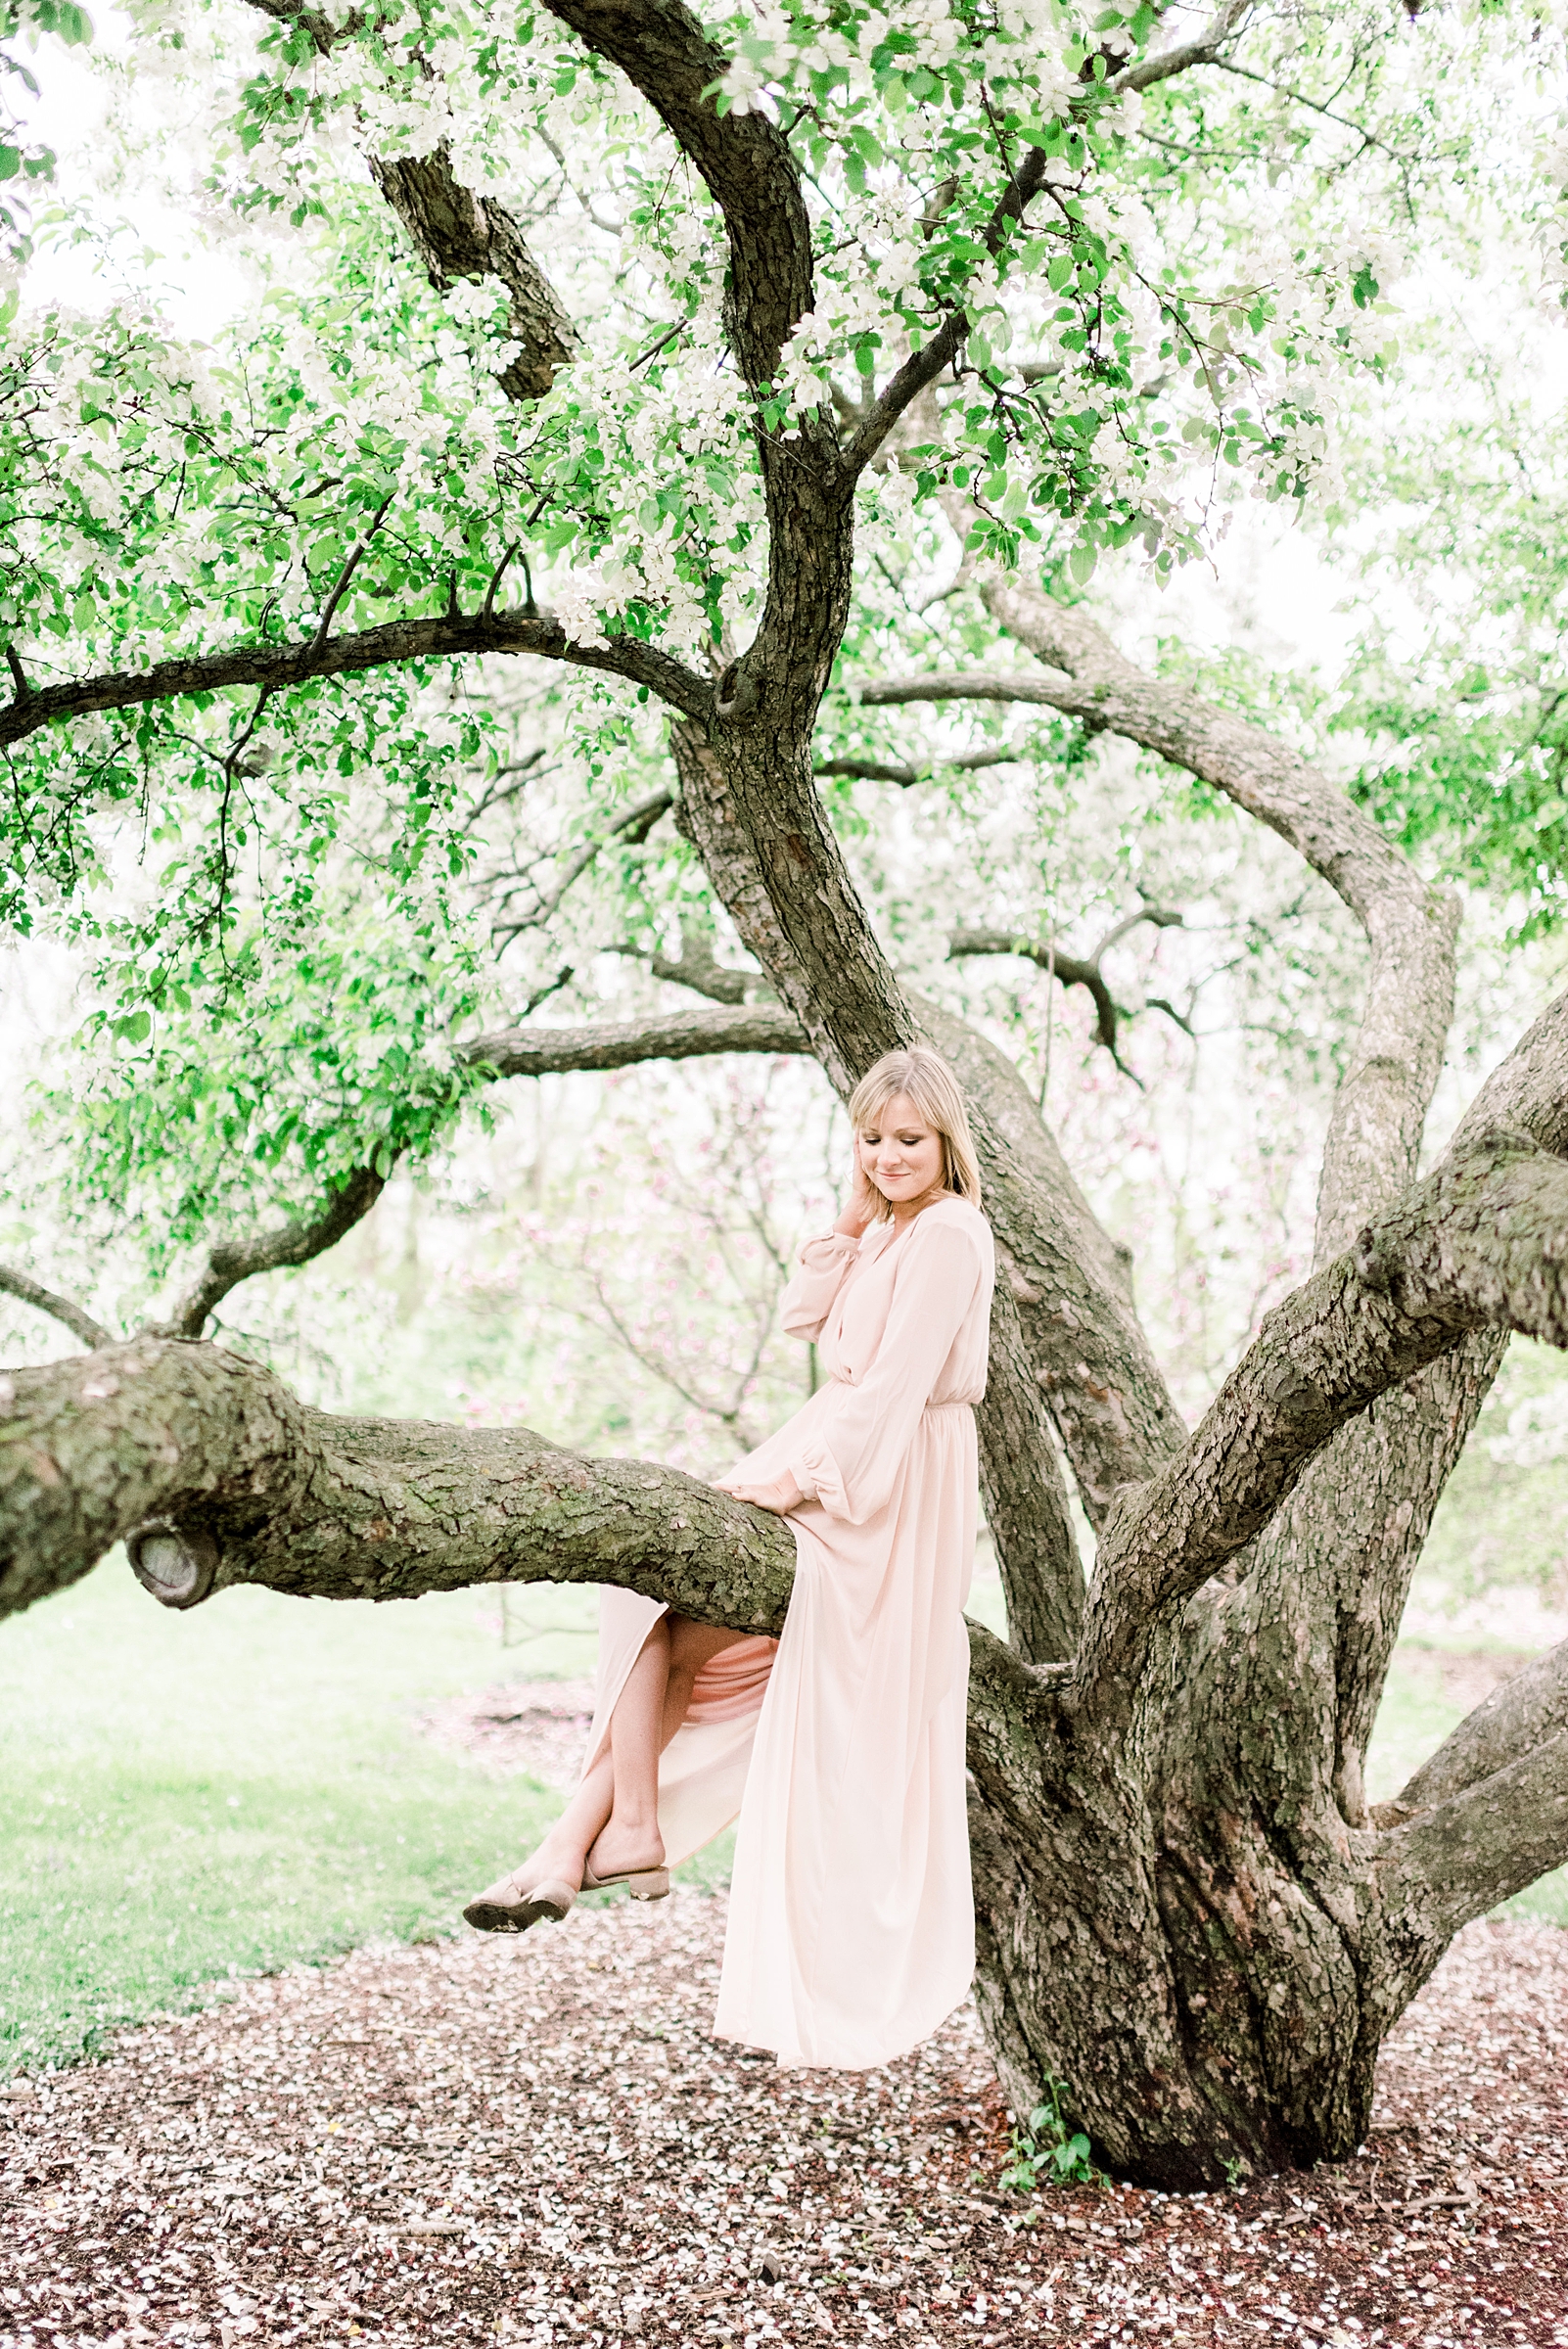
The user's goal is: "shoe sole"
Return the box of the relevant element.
[462,1892,574,1934]
[581,1866,671,1900]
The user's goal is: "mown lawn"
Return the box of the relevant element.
[2,1554,1559,2078]
[0,1560,587,2073]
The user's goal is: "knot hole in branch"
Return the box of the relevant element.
[127,1520,219,1610]
[715,660,761,724]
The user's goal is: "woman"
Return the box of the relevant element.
[464,1045,994,2071]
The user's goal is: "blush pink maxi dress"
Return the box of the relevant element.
[581,1193,995,2070]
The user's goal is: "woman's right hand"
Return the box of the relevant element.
[833,1145,879,1239]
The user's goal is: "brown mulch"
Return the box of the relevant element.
[2,1901,1564,2349]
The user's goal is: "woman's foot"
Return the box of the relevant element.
[582,1824,669,1900]
[462,1848,581,1935]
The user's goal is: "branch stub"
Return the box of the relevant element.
[127,1521,219,1610]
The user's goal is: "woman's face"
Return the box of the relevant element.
[857,1092,945,1209]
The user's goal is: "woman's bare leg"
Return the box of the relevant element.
[475,1615,748,1903]
[587,1616,746,1877]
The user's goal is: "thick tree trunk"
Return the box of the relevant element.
[659,567,1568,2184]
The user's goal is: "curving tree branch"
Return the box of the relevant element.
[949,906,1184,1068]
[0,607,713,751]
[1076,1117,1568,1718]
[162,1168,389,1341]
[1376,1727,1568,1965]
[543,0,811,392]
[369,146,579,401]
[0,1265,112,1352]
[606,933,760,1007]
[1109,0,1256,97]
[872,576,1459,1266]
[489,788,675,943]
[840,149,1048,479]
[1377,1636,1568,1829]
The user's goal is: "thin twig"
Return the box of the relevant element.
[630,319,688,372]
[309,495,395,656]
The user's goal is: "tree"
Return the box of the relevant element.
[3,0,1568,2187]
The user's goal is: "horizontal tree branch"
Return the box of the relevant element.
[609,936,759,1006]
[0,1266,113,1352]
[1,609,713,751]
[861,670,1075,710]
[0,1335,798,1629]
[460,1002,807,1080]
[161,1168,388,1341]
[814,749,1019,787]
[1075,1124,1568,1720]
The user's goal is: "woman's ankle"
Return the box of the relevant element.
[591,1815,665,1865]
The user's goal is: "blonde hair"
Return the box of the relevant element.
[847,1046,983,1221]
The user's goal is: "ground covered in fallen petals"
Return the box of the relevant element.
[3,1898,1564,2349]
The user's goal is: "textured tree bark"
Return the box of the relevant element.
[0,1338,796,1630]
[368,147,578,401]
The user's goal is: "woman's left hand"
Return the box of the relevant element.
[718,1472,805,1515]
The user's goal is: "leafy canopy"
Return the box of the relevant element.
[2,0,1566,1255]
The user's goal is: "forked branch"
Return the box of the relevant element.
[1076,1118,1568,1717]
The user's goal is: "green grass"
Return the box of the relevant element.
[1366,1650,1568,1926]
[0,1559,596,2075]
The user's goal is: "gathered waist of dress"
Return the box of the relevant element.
[824,1376,973,1413]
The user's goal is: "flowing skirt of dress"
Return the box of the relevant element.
[715,1388,977,2069]
[584,1589,778,1870]
[582,1381,976,2072]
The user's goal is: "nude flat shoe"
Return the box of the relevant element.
[580,1856,670,1900]
[462,1867,578,1934]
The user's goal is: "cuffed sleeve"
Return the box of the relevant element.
[780,1229,861,1343]
[789,1214,987,1526]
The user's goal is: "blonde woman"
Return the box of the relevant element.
[466,1045,994,2071]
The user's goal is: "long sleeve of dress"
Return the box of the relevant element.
[779,1230,860,1342]
[787,1215,987,1526]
